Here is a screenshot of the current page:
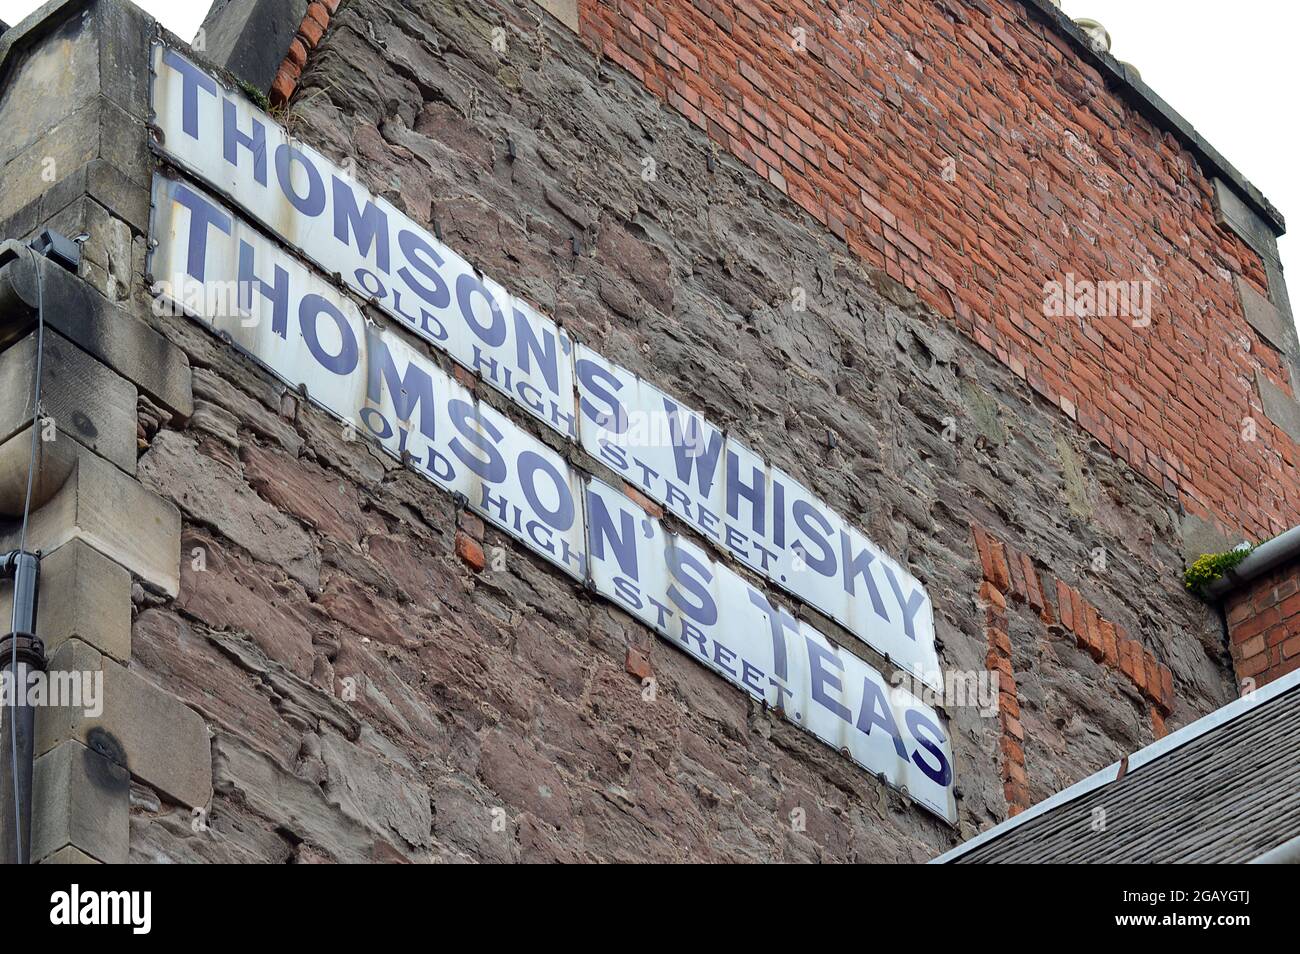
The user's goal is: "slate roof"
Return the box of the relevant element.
[933,669,1300,863]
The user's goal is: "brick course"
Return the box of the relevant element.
[972,520,1177,812]
[270,0,337,105]
[1225,562,1300,687]
[580,0,1295,542]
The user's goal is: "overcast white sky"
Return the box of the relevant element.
[0,0,210,43]
[1060,0,1297,290]
[1,0,1294,284]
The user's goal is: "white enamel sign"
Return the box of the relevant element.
[150,45,945,694]
[148,173,958,822]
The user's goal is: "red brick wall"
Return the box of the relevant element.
[1225,563,1300,687]
[269,0,340,105]
[972,523,1175,814]
[579,0,1295,541]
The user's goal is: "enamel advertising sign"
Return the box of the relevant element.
[147,46,957,822]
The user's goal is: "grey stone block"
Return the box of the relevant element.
[0,539,132,661]
[0,3,102,169]
[0,90,148,226]
[1264,256,1295,326]
[38,639,214,810]
[32,739,129,864]
[1234,275,1290,353]
[43,195,140,305]
[98,92,150,185]
[198,0,311,92]
[94,0,153,120]
[1214,178,1280,264]
[0,328,138,474]
[534,0,579,32]
[1180,512,1243,566]
[0,0,152,117]
[0,157,151,243]
[40,845,102,863]
[0,93,147,228]
[0,242,194,419]
[1,98,102,221]
[0,428,182,596]
[1255,369,1300,446]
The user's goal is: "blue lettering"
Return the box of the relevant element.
[237,240,288,338]
[882,562,927,641]
[857,679,908,759]
[456,273,506,347]
[747,588,797,682]
[397,228,452,310]
[364,329,437,440]
[447,399,506,483]
[665,545,717,626]
[274,144,326,216]
[840,530,890,622]
[792,499,837,576]
[171,183,231,282]
[587,489,639,579]
[163,50,217,139]
[664,398,723,497]
[576,359,628,433]
[805,638,852,723]
[333,177,390,272]
[517,451,575,531]
[299,294,357,375]
[512,306,560,397]
[222,98,267,184]
[725,449,766,536]
[905,709,952,785]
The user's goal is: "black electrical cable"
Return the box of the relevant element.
[8,246,45,863]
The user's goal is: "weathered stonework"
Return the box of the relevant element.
[0,328,138,474]
[0,539,133,662]
[32,740,130,864]
[132,0,1236,860]
[0,0,204,863]
[198,0,313,93]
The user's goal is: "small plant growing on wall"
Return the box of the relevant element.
[238,78,272,112]
[1183,543,1255,595]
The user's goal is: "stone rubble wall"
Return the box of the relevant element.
[0,0,1252,862]
[125,0,1235,861]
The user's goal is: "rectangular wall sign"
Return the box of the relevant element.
[150,44,945,694]
[148,172,958,823]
